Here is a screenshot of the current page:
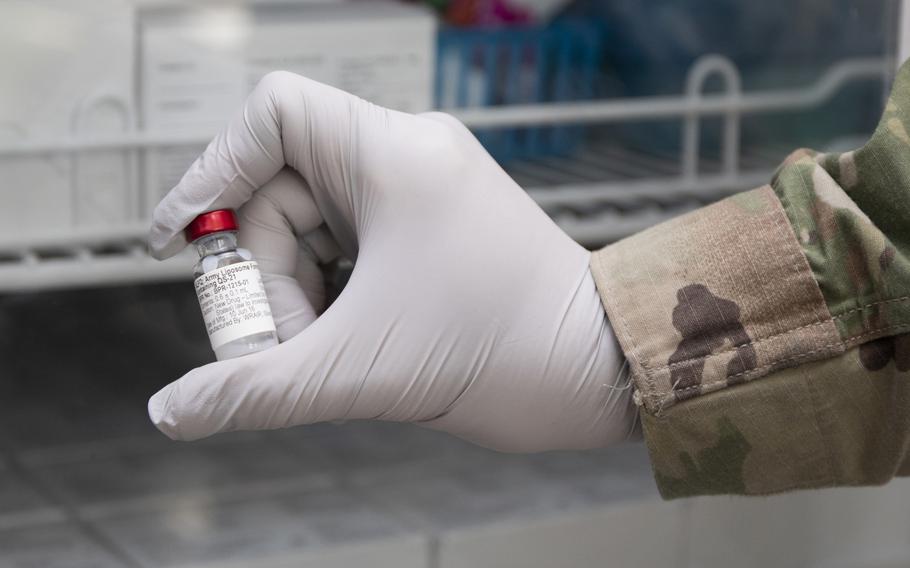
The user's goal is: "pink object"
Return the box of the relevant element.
[445,0,532,26]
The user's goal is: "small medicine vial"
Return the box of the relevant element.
[187,209,278,360]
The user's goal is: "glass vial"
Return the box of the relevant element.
[187,209,278,360]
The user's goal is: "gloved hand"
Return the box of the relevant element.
[147,71,637,452]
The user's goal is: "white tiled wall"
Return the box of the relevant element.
[2,397,908,568]
[683,491,819,568]
[800,481,910,568]
[682,480,910,568]
[4,453,909,567]
[430,480,910,568]
[177,535,430,568]
[436,499,685,568]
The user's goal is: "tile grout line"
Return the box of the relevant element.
[296,431,444,568]
[17,430,269,468]
[267,430,452,568]
[426,534,441,568]
[80,473,337,520]
[0,438,147,568]
[348,478,442,568]
[677,499,693,568]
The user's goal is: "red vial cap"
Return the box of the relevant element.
[186,209,239,242]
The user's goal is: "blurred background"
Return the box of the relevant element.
[1,0,909,566]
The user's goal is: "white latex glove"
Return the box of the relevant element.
[147,71,637,452]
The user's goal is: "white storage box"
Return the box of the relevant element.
[0,0,136,243]
[139,2,436,213]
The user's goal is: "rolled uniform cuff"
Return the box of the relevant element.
[591,62,910,498]
[590,185,845,498]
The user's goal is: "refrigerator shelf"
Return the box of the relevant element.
[0,56,887,292]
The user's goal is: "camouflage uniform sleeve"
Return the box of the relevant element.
[590,61,910,499]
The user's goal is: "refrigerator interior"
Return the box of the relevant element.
[0,1,909,567]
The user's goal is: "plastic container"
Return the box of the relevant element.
[436,20,604,162]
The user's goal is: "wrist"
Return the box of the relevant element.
[577,266,640,446]
[537,261,638,449]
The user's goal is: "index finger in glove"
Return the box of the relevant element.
[148,71,376,259]
[238,167,340,341]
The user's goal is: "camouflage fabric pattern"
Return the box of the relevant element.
[646,339,910,499]
[590,60,910,497]
[772,79,910,345]
[591,185,840,414]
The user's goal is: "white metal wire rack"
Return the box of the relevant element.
[0,55,889,292]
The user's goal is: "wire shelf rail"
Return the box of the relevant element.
[0,56,889,292]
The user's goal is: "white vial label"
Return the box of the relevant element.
[193,261,276,350]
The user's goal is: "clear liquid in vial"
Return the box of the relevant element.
[189,211,278,361]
